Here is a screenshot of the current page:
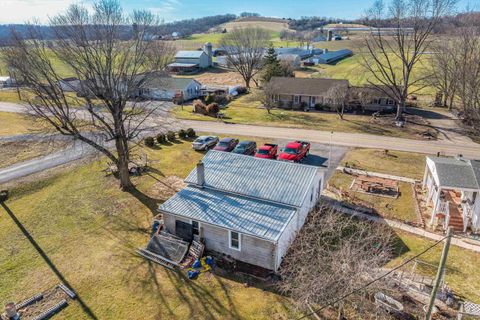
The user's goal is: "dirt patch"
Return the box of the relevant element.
[183,69,245,87]
[150,176,186,200]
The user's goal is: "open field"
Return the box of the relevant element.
[0,111,44,136]
[1,137,479,320]
[175,68,245,86]
[223,18,290,32]
[327,171,418,223]
[0,140,69,168]
[172,93,436,140]
[340,148,426,180]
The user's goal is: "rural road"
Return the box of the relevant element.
[181,120,480,159]
[1,102,480,184]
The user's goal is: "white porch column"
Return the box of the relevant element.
[430,187,442,225]
[422,163,429,189]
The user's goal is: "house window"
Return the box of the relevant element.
[191,220,200,236]
[294,96,300,103]
[229,231,241,251]
[387,99,395,105]
[373,98,380,105]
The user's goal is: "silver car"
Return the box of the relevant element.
[192,135,219,151]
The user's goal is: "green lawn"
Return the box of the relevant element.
[1,137,479,320]
[340,148,426,180]
[328,171,419,223]
[173,93,432,140]
[0,140,68,168]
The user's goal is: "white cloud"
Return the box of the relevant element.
[0,0,86,24]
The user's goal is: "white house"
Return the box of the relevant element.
[137,76,201,102]
[422,156,480,233]
[0,76,15,88]
[158,151,326,271]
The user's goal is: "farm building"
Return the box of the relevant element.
[423,156,480,233]
[269,77,349,110]
[135,76,201,102]
[277,54,302,69]
[310,49,353,64]
[58,77,81,92]
[168,42,213,73]
[158,151,326,271]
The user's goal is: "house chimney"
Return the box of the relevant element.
[196,161,205,187]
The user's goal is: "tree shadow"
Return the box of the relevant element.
[0,202,98,320]
[127,186,162,215]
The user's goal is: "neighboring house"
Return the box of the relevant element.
[0,76,15,88]
[422,156,480,233]
[277,54,302,69]
[136,76,201,101]
[58,77,81,92]
[348,86,397,112]
[168,42,213,73]
[309,49,353,64]
[159,150,326,271]
[269,77,349,109]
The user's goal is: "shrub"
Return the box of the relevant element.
[236,86,248,94]
[206,103,220,115]
[166,131,176,141]
[193,99,207,115]
[314,103,323,111]
[156,133,166,144]
[178,129,187,139]
[214,94,229,105]
[186,128,196,138]
[144,137,155,147]
[204,94,215,104]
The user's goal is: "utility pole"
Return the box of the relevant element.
[328,131,333,169]
[425,227,453,320]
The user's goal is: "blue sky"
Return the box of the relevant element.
[0,0,476,24]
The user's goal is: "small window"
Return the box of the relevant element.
[387,99,395,105]
[294,96,300,103]
[192,220,200,235]
[229,231,241,251]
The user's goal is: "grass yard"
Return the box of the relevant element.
[340,148,426,180]
[328,171,418,223]
[0,136,300,320]
[0,140,69,168]
[390,231,480,303]
[0,111,45,136]
[172,93,433,140]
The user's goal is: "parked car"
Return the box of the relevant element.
[232,141,257,155]
[192,135,219,151]
[278,141,310,163]
[255,143,278,159]
[213,137,239,152]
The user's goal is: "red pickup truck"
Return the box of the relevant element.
[278,141,310,163]
[255,143,278,159]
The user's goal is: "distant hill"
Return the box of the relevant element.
[224,17,291,32]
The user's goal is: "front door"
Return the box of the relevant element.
[310,96,316,108]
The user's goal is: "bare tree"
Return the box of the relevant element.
[362,0,457,120]
[220,28,270,88]
[326,84,349,119]
[277,205,395,319]
[2,0,174,191]
[256,81,276,114]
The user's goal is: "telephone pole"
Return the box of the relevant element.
[425,227,453,320]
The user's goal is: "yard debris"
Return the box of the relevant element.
[150,176,186,200]
[1,284,75,320]
[350,175,399,198]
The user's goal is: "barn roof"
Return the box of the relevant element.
[185,150,320,207]
[175,50,206,58]
[159,186,296,241]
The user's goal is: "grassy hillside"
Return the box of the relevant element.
[224,18,290,32]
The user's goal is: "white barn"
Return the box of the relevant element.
[137,77,201,101]
[159,151,326,271]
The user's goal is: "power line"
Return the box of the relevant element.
[294,235,449,320]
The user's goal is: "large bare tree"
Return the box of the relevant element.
[3,0,173,191]
[220,28,270,88]
[362,0,457,120]
[277,205,395,319]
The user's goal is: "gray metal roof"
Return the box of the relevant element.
[428,156,480,189]
[175,50,205,58]
[159,186,296,241]
[315,49,353,63]
[185,150,320,207]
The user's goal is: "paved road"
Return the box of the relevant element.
[181,120,480,158]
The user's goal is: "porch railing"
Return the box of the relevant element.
[461,202,472,232]
[438,201,450,231]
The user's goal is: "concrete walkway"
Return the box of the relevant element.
[324,196,480,253]
[336,166,418,184]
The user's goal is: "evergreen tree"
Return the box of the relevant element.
[261,44,295,83]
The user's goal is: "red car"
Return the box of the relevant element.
[255,143,278,159]
[278,141,310,163]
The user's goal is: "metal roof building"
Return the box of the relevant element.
[158,150,326,271]
[160,186,296,241]
[311,49,353,64]
[185,150,320,207]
